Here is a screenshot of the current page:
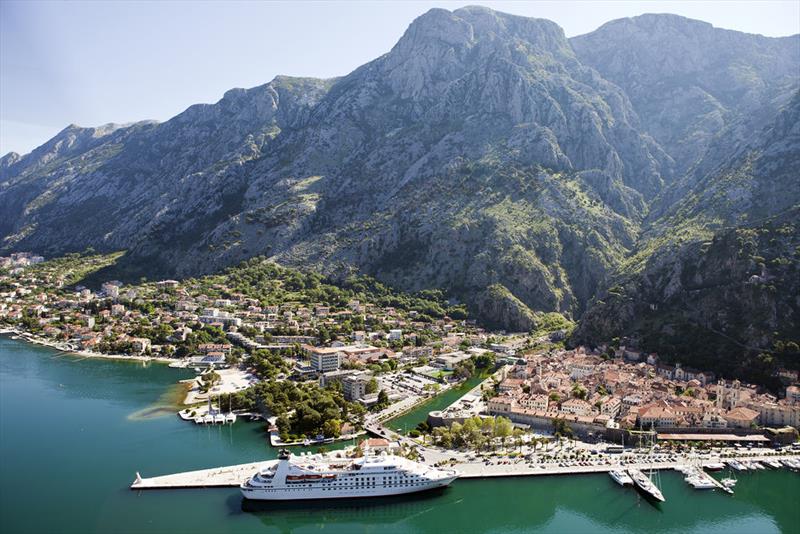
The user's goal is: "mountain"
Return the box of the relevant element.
[574,92,800,385]
[1,7,799,355]
[571,13,800,174]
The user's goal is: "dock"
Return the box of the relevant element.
[131,454,800,490]
[131,460,272,489]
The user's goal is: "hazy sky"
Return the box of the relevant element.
[2,0,799,155]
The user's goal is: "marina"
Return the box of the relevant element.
[131,450,800,493]
[2,337,800,533]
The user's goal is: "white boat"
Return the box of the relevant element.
[686,474,716,489]
[214,413,226,424]
[241,449,458,501]
[609,469,633,486]
[627,468,665,502]
[727,460,747,471]
[763,460,783,469]
[749,461,765,470]
[224,396,236,424]
[202,413,215,424]
[781,459,800,470]
[704,462,725,471]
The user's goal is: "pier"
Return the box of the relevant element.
[131,461,268,489]
[131,453,800,490]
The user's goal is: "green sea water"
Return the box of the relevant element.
[1,336,798,534]
[386,374,486,434]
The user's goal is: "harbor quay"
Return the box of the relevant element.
[131,451,800,490]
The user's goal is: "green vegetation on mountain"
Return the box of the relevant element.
[1,7,798,382]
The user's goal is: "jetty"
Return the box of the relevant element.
[132,461,268,489]
[131,453,800,490]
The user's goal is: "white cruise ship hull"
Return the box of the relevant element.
[241,475,458,501]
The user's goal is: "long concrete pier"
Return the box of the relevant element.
[130,454,800,490]
[131,461,268,489]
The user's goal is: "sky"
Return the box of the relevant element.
[1,0,799,156]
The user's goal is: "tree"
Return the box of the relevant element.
[454,359,475,380]
[480,417,496,435]
[199,371,221,393]
[433,427,453,448]
[366,377,379,394]
[473,352,496,369]
[322,418,342,438]
[552,418,573,439]
[376,389,390,410]
[571,383,587,400]
[494,417,513,449]
[512,428,524,451]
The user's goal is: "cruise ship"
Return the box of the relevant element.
[240,449,459,500]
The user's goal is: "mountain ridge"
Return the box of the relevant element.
[1,7,798,369]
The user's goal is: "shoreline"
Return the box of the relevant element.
[0,328,174,364]
[131,450,800,489]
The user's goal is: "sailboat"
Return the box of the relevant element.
[212,396,225,424]
[629,431,665,502]
[202,396,216,424]
[720,463,738,491]
[225,394,237,424]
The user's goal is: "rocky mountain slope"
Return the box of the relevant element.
[2,7,798,360]
[574,93,800,384]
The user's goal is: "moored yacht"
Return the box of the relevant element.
[627,468,665,502]
[727,460,747,471]
[240,449,459,501]
[609,469,633,486]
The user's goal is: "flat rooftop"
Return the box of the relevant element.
[657,433,770,442]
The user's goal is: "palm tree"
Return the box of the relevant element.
[513,428,524,452]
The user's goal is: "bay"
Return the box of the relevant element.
[1,336,797,534]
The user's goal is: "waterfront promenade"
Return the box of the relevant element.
[130,452,800,489]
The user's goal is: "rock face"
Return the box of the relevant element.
[571,13,800,175]
[574,94,800,383]
[1,7,798,353]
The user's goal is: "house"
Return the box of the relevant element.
[701,411,728,429]
[101,282,120,299]
[518,394,548,412]
[434,351,472,371]
[724,407,760,429]
[130,337,151,354]
[487,396,515,414]
[498,378,525,393]
[308,347,342,372]
[638,405,679,428]
[198,343,231,355]
[600,397,622,417]
[188,354,229,369]
[342,374,371,401]
[560,398,593,417]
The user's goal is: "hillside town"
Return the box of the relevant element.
[1,252,798,447]
[486,346,800,444]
